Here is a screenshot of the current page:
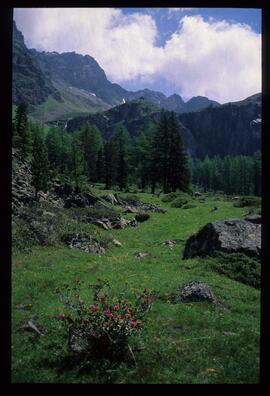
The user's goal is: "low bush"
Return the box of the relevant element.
[182,203,197,209]
[135,212,150,222]
[170,197,189,208]
[55,280,155,362]
[162,192,190,203]
[233,196,261,208]
[206,252,261,288]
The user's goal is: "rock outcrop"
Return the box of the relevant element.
[63,233,106,255]
[183,218,261,259]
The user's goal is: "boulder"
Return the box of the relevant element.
[63,233,106,255]
[134,251,150,258]
[244,214,261,224]
[183,219,261,259]
[102,193,118,205]
[112,238,122,247]
[179,281,217,303]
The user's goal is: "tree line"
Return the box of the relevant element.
[189,153,261,196]
[12,104,191,196]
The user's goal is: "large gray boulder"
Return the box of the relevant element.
[183,219,261,259]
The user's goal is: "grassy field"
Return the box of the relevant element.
[12,190,260,383]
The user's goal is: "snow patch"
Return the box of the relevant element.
[250,118,261,125]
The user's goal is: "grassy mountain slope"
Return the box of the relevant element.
[31,80,111,123]
[12,188,260,383]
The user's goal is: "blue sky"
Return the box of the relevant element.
[14,7,261,103]
[122,8,261,43]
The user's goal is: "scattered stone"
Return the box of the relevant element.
[183,218,261,259]
[19,316,44,336]
[16,303,32,311]
[112,238,122,247]
[69,328,89,354]
[63,233,106,255]
[179,281,218,303]
[244,214,261,224]
[93,220,112,230]
[163,240,177,247]
[123,205,138,214]
[102,193,118,205]
[134,252,150,258]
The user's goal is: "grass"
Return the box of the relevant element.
[12,190,260,383]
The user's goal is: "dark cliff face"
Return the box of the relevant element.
[179,94,261,158]
[30,50,129,106]
[12,21,61,106]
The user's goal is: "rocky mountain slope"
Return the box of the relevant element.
[12,21,220,120]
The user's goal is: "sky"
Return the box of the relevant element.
[14,7,262,104]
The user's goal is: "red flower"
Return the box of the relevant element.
[89,304,99,311]
[125,313,131,318]
[143,288,148,293]
[130,320,137,327]
[58,313,66,319]
[114,304,120,310]
[104,310,114,318]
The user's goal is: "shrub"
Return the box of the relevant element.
[135,212,150,222]
[182,203,197,209]
[206,252,260,288]
[233,196,261,208]
[162,192,190,203]
[170,197,189,208]
[55,280,155,362]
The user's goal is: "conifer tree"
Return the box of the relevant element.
[13,103,32,158]
[111,123,131,191]
[31,127,49,198]
[78,123,103,183]
[103,140,117,189]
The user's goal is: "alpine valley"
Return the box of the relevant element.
[12,17,261,385]
[12,21,261,158]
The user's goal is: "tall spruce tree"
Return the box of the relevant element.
[150,111,190,193]
[167,112,190,192]
[78,123,103,183]
[13,103,32,158]
[111,123,131,191]
[31,127,49,198]
[104,140,117,189]
[71,135,87,193]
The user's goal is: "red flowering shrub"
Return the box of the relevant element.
[55,280,154,361]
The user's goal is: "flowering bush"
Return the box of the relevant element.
[55,280,154,361]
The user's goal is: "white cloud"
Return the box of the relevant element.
[14,8,261,103]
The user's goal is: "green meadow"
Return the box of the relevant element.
[12,190,260,384]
